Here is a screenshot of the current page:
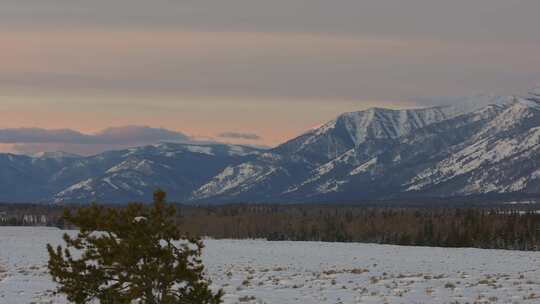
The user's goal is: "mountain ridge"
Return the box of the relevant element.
[2,92,540,204]
[191,93,540,203]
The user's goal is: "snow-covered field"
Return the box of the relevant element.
[0,227,539,304]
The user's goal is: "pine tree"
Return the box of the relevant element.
[47,190,223,304]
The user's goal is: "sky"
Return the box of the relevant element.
[1,0,540,154]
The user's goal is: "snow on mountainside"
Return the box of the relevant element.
[3,91,540,204]
[274,107,450,163]
[273,94,512,164]
[278,97,540,201]
[52,143,261,203]
[191,94,521,202]
[192,163,279,198]
[405,98,540,195]
[0,143,261,203]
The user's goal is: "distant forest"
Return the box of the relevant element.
[1,202,539,251]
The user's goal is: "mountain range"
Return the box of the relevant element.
[3,88,540,204]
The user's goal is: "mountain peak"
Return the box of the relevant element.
[5,89,540,204]
[337,105,459,145]
[277,95,515,164]
[432,94,515,116]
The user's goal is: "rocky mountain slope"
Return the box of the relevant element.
[3,90,540,204]
[0,143,260,203]
[191,91,540,203]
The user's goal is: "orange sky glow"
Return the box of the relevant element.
[1,0,540,154]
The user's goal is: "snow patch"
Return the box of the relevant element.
[3,227,540,304]
[184,145,214,156]
[193,163,277,198]
[349,157,377,176]
[106,159,156,175]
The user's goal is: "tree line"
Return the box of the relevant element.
[175,204,540,251]
[2,202,539,251]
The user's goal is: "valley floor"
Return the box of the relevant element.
[0,227,539,304]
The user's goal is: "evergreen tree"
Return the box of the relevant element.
[47,190,223,304]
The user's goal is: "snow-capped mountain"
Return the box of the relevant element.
[191,92,540,203]
[0,143,260,203]
[3,90,540,204]
[52,143,260,203]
